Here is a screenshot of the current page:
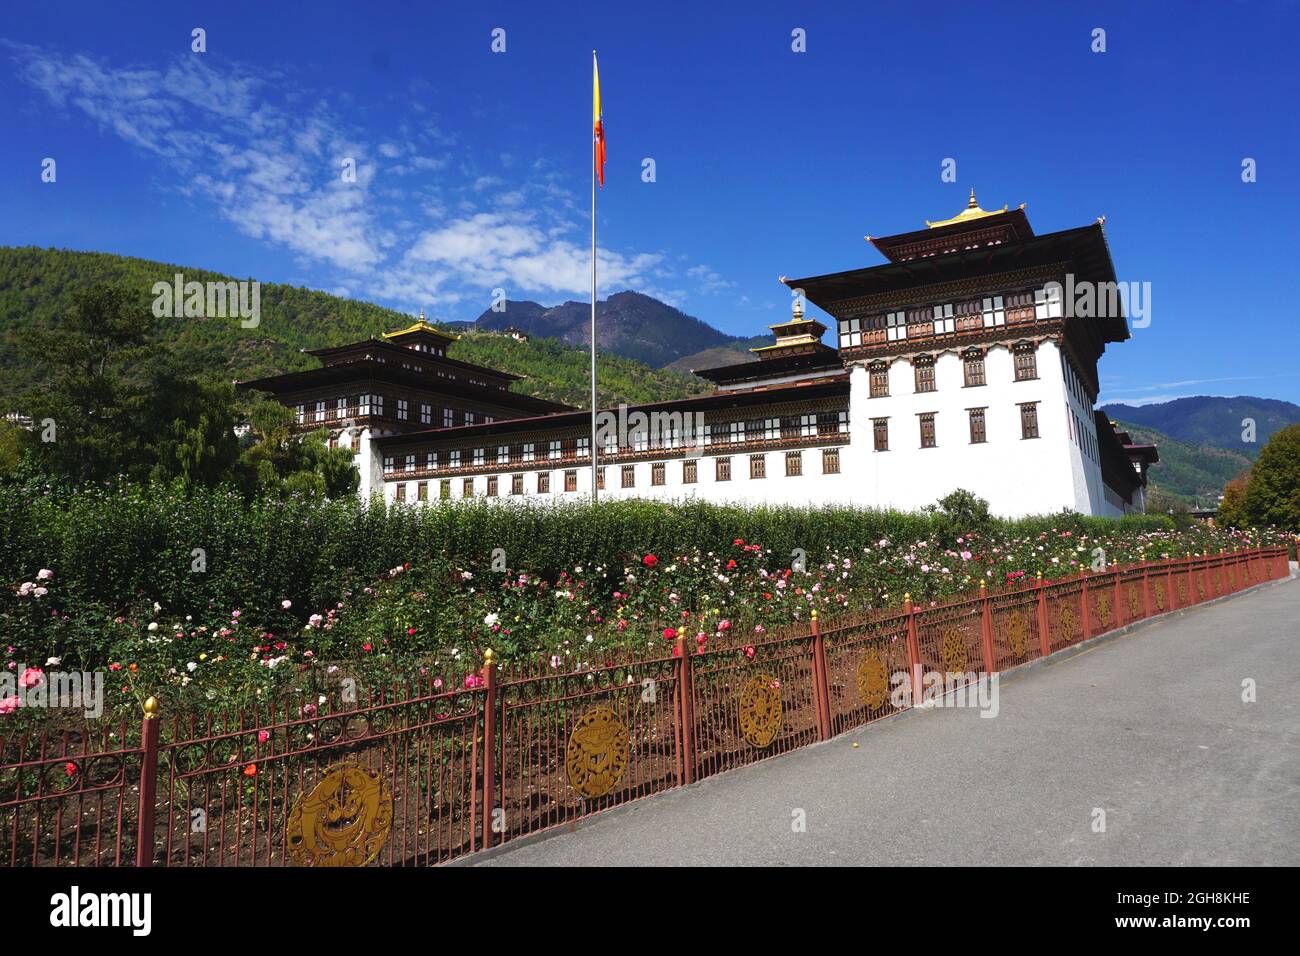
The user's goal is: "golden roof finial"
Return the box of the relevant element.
[418,307,425,321]
[792,297,804,321]
[925,188,1010,229]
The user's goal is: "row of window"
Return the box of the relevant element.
[838,286,1063,349]
[869,403,1039,451]
[1070,408,1098,464]
[354,348,503,390]
[867,346,1038,398]
[381,410,849,475]
[390,449,844,501]
[296,395,497,428]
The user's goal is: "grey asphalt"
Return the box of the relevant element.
[468,574,1300,866]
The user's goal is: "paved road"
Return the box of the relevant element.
[469,576,1300,866]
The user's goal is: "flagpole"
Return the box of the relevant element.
[590,49,599,504]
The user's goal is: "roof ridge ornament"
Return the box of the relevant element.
[924,188,1010,229]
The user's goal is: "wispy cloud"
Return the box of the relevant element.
[4,41,727,316]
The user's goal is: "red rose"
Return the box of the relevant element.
[734,538,744,546]
[663,627,677,641]
[643,554,658,568]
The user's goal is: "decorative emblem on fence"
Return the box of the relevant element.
[1005,611,1027,657]
[1197,578,1207,601]
[1058,603,1077,644]
[1127,585,1141,619]
[940,626,969,674]
[1154,584,1165,611]
[565,706,629,799]
[286,763,393,867]
[1228,566,1236,588]
[1178,580,1188,605]
[1095,592,1112,628]
[855,650,890,709]
[1215,572,1223,595]
[739,673,783,748]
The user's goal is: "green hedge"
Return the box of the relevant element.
[0,480,1177,624]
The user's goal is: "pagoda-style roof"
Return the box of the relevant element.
[375,375,850,449]
[694,349,843,386]
[748,299,833,360]
[866,190,1034,263]
[381,311,460,348]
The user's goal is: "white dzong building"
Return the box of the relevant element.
[240,195,1156,517]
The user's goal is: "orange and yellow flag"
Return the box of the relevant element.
[593,53,606,188]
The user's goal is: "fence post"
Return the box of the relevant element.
[480,649,497,850]
[904,594,924,707]
[1141,558,1152,618]
[979,580,997,673]
[1036,573,1051,657]
[810,610,832,741]
[1080,571,1092,641]
[134,695,160,867]
[676,634,696,786]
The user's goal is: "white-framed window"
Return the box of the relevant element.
[294,404,305,423]
[576,436,590,457]
[981,295,1005,327]
[449,450,461,468]
[932,303,955,334]
[764,417,780,440]
[484,415,494,423]
[336,397,347,416]
[473,447,485,466]
[548,440,561,460]
[633,429,648,451]
[374,394,384,416]
[420,403,432,425]
[886,310,907,342]
[314,400,326,423]
[358,394,371,416]
[425,451,437,469]
[839,317,862,348]
[800,414,817,438]
[383,456,395,474]
[728,421,745,444]
[397,399,409,420]
[701,423,712,446]
[1035,284,1063,320]
[404,453,416,471]
[837,410,849,433]
[497,445,510,464]
[464,411,475,425]
[522,443,535,462]
[443,407,454,427]
[603,430,617,453]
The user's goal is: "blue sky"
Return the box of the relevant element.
[2,0,1297,406]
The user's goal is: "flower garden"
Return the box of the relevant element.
[2,480,1290,732]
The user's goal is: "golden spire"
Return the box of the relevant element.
[925,188,1009,229]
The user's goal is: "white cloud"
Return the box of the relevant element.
[5,41,736,316]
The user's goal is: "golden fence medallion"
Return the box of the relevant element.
[565,706,629,799]
[940,626,969,674]
[286,763,393,867]
[1006,611,1027,657]
[1128,585,1141,619]
[1095,592,1112,628]
[1197,578,1206,601]
[739,673,783,748]
[855,650,890,709]
[1058,603,1077,644]
[1154,585,1165,611]
[1178,580,1188,605]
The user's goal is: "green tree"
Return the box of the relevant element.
[18,284,153,482]
[1242,424,1300,530]
[1215,469,1251,528]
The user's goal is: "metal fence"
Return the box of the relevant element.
[0,546,1288,867]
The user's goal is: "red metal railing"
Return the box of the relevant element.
[0,546,1288,867]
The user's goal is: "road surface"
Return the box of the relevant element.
[467,574,1299,866]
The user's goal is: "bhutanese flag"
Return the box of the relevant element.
[593,52,606,188]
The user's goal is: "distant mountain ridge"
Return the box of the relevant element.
[1102,396,1300,457]
[465,291,769,369]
